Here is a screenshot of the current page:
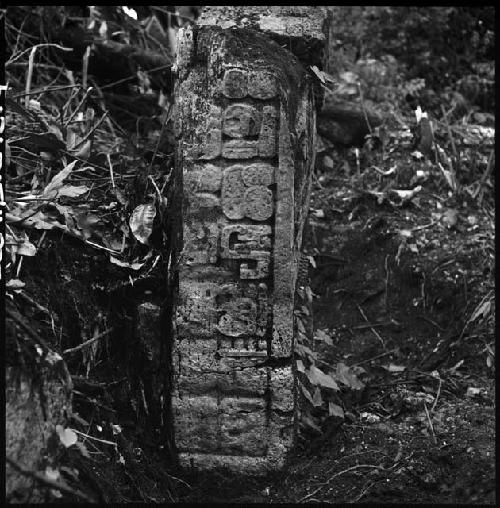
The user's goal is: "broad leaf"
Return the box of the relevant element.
[328,402,344,418]
[312,386,323,407]
[110,255,144,270]
[56,425,78,448]
[296,359,305,373]
[336,362,365,390]
[129,203,156,244]
[315,329,333,345]
[45,466,60,481]
[307,365,339,391]
[75,441,90,458]
[470,300,492,323]
[300,382,314,405]
[43,160,78,197]
[56,185,89,198]
[301,411,322,433]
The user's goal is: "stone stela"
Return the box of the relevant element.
[173,9,326,473]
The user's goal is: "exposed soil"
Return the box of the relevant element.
[54,165,494,504]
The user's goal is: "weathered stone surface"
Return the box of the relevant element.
[6,356,72,502]
[198,6,330,69]
[172,6,326,473]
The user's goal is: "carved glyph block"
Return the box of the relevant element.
[222,68,278,100]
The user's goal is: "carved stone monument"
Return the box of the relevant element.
[172,7,329,473]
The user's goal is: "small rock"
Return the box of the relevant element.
[323,155,334,170]
[442,208,458,228]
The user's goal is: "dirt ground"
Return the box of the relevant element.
[52,158,494,504]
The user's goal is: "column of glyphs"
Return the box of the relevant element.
[172,26,313,472]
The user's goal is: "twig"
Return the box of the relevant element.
[7,42,73,66]
[357,82,373,135]
[370,379,419,388]
[82,45,91,90]
[351,321,395,330]
[440,104,461,175]
[88,79,117,140]
[477,149,494,205]
[458,289,494,341]
[84,240,120,255]
[148,102,173,172]
[431,377,442,412]
[6,306,54,354]
[71,111,108,150]
[107,154,115,189]
[312,168,325,189]
[62,328,113,356]
[72,391,116,413]
[64,87,94,127]
[6,456,96,503]
[351,479,378,503]
[356,303,385,347]
[13,84,82,99]
[393,440,403,463]
[299,464,381,502]
[148,175,163,202]
[384,254,390,311]
[421,315,445,332]
[24,46,37,109]
[423,402,437,444]
[70,428,117,448]
[411,221,437,232]
[350,348,398,367]
[16,290,50,315]
[99,63,171,90]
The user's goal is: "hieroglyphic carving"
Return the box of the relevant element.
[173,21,318,472]
[220,224,271,278]
[223,104,261,138]
[222,68,278,100]
[221,163,274,221]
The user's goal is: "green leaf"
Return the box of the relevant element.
[297,318,306,334]
[129,203,156,245]
[295,343,318,361]
[296,359,305,373]
[75,441,90,458]
[300,382,315,405]
[315,329,333,345]
[45,466,60,481]
[16,241,37,256]
[307,255,317,268]
[110,256,144,271]
[42,160,78,197]
[328,402,344,418]
[307,365,339,391]
[470,300,492,323]
[312,386,323,407]
[55,185,89,198]
[56,425,78,448]
[383,363,406,373]
[6,279,25,289]
[305,286,313,303]
[335,362,365,390]
[301,411,322,432]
